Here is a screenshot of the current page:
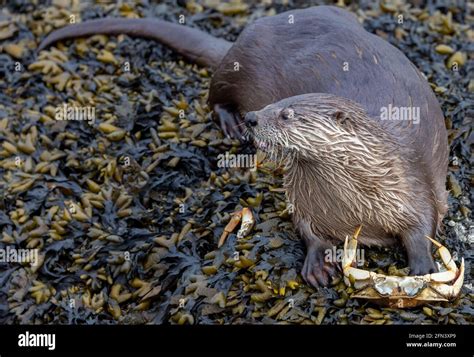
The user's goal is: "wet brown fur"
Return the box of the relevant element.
[247,92,448,286]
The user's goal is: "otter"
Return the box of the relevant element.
[245,93,448,286]
[37,6,448,287]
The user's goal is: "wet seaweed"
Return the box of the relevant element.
[0,0,472,325]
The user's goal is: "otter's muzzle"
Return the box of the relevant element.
[244,112,258,128]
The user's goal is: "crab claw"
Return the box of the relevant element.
[426,236,458,282]
[428,257,465,300]
[218,211,242,248]
[342,225,362,270]
[425,236,465,297]
[217,208,254,248]
[342,226,373,289]
[237,207,254,238]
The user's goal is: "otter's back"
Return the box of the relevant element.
[210,5,448,206]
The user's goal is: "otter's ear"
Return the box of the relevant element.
[280,108,295,121]
[332,110,350,125]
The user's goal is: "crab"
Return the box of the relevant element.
[342,226,465,308]
[218,207,255,248]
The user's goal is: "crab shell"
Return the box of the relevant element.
[342,231,465,308]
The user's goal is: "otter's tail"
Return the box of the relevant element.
[37,18,233,69]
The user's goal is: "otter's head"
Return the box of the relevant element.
[244,93,391,165]
[245,94,414,230]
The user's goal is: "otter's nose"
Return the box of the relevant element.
[245,112,258,127]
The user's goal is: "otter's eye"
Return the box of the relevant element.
[281,108,294,120]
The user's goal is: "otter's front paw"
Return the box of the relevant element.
[409,255,437,276]
[302,247,340,288]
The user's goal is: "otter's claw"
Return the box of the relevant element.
[214,105,246,140]
[302,244,340,287]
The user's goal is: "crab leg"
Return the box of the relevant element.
[217,208,255,247]
[342,225,362,269]
[218,211,242,248]
[426,236,458,282]
[451,258,465,295]
[429,258,465,299]
[342,226,373,286]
